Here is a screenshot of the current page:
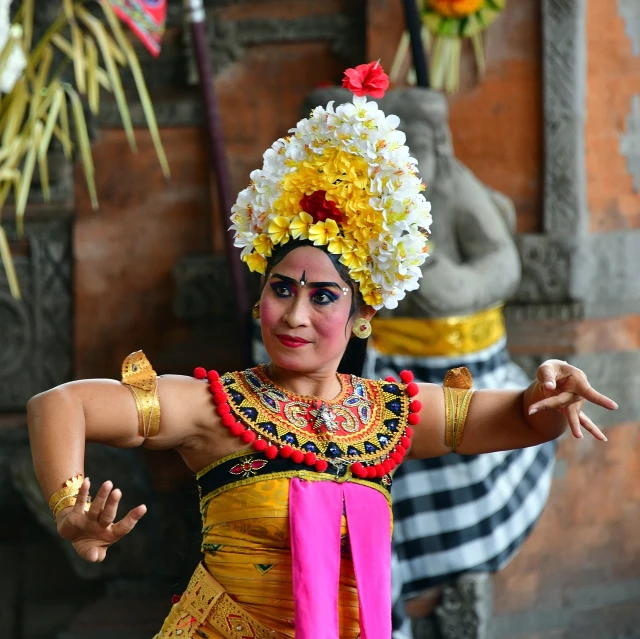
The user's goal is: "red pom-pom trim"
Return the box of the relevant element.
[291,450,304,464]
[375,465,386,478]
[216,403,231,416]
[382,461,392,474]
[207,370,220,383]
[406,382,419,397]
[265,445,279,460]
[384,376,397,383]
[387,459,397,471]
[315,459,329,472]
[209,381,223,394]
[221,414,236,428]
[212,391,227,406]
[241,430,256,444]
[408,413,420,425]
[194,367,207,380]
[400,436,411,449]
[390,452,402,464]
[400,370,414,384]
[280,445,293,459]
[395,445,406,457]
[366,466,377,479]
[253,438,268,452]
[351,462,366,478]
[405,426,414,438]
[409,400,422,413]
[304,452,317,466]
[229,423,245,437]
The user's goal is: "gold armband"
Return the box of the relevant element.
[443,367,474,452]
[48,474,90,519]
[121,350,160,438]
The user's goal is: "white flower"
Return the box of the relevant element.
[0,2,26,94]
[229,93,432,310]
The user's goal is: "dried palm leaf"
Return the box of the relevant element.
[0,0,170,298]
[0,226,20,299]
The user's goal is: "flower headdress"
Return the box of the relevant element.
[230,61,432,310]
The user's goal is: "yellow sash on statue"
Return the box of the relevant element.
[371,304,506,358]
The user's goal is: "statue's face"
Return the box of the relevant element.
[402,122,437,185]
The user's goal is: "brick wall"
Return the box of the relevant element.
[367,0,543,233]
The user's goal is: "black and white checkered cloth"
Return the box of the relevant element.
[365,338,557,599]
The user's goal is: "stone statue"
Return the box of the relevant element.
[303,86,557,639]
[377,90,520,318]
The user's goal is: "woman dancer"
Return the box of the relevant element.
[27,62,616,639]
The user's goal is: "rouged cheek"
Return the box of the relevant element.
[259,297,280,332]
[314,310,353,348]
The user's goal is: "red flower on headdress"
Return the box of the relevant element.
[342,61,389,98]
[300,191,344,224]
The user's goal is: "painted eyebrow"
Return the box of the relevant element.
[270,273,343,290]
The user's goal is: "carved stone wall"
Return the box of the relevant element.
[620,94,640,192]
[619,0,640,56]
[0,217,73,410]
[512,0,588,307]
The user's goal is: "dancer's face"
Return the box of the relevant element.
[260,246,370,374]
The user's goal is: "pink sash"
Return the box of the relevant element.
[289,478,391,638]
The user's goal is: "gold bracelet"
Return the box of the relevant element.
[48,474,84,510]
[121,350,161,438]
[443,367,474,452]
[48,474,91,520]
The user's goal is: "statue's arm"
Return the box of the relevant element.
[414,170,521,316]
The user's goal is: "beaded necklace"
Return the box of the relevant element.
[194,365,421,479]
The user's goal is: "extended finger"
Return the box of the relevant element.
[97,488,122,527]
[86,480,113,522]
[111,504,147,541]
[529,391,577,414]
[574,384,618,411]
[72,477,91,514]
[579,411,607,442]
[566,404,583,439]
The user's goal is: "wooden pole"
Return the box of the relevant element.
[183,0,250,325]
[401,0,430,88]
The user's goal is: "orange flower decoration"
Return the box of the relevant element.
[427,0,484,17]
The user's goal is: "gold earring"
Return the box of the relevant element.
[352,318,371,339]
[252,302,261,319]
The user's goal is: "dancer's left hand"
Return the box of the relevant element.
[528,359,618,441]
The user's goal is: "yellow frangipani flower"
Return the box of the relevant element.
[253,234,274,257]
[244,252,267,274]
[309,219,339,246]
[327,235,353,255]
[338,245,366,270]
[290,212,314,240]
[268,216,291,245]
[231,90,432,310]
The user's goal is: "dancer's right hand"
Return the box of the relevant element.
[55,477,147,562]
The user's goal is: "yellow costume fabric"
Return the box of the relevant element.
[155,470,361,638]
[155,366,412,638]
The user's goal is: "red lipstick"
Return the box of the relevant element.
[277,335,310,348]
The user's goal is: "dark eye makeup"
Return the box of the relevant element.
[269,282,339,306]
[310,288,339,305]
[270,281,293,298]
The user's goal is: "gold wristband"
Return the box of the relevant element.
[48,474,84,510]
[48,474,91,520]
[121,350,160,438]
[443,367,474,452]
